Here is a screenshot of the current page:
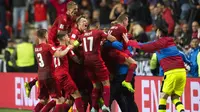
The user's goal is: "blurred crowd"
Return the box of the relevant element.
[0,0,200,77]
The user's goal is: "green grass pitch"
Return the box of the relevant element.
[0,108,31,112]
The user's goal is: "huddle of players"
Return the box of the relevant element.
[29,1,139,112]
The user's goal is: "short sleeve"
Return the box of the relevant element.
[99,30,108,39]
[57,16,67,31]
[120,25,127,34]
[70,29,79,40]
[48,44,57,55]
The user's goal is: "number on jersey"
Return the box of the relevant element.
[54,57,61,68]
[37,53,44,67]
[83,36,93,52]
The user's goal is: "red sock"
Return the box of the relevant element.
[29,78,37,88]
[34,102,45,112]
[103,86,110,107]
[62,103,71,112]
[53,104,63,112]
[74,97,85,112]
[91,88,100,109]
[41,100,56,112]
[125,63,137,82]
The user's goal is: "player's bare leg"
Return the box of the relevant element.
[158,92,169,112]
[71,90,85,112]
[101,80,111,112]
[34,99,48,112]
[122,57,137,93]
[171,94,185,112]
[90,82,101,112]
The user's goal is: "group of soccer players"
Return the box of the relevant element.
[24,1,138,112]
[24,1,187,112]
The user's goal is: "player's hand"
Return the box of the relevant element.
[67,45,74,50]
[107,30,117,42]
[122,33,129,44]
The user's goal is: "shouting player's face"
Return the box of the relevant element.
[78,18,88,31]
[68,5,78,17]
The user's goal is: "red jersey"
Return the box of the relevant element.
[70,27,85,59]
[48,14,75,46]
[50,0,72,16]
[34,1,47,22]
[80,29,107,55]
[35,43,57,79]
[54,45,75,75]
[70,27,82,40]
[109,24,127,49]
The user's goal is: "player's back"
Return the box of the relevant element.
[109,24,127,42]
[81,29,107,55]
[35,43,55,79]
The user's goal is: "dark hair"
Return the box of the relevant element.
[67,1,77,9]
[154,17,168,36]
[37,29,47,39]
[57,33,66,40]
[116,13,128,23]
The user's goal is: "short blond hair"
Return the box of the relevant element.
[67,1,77,9]
[76,15,87,24]
[116,13,128,23]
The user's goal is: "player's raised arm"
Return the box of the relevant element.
[53,45,74,57]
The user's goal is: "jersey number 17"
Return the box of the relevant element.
[83,36,93,52]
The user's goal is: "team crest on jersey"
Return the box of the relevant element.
[51,47,56,50]
[71,34,76,39]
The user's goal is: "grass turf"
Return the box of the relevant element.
[0,108,31,112]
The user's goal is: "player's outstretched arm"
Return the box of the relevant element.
[54,45,74,57]
[122,33,141,49]
[123,33,168,52]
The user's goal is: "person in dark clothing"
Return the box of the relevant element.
[128,0,152,26]
[110,72,138,112]
[4,39,16,72]
[47,1,57,25]
[181,23,192,47]
[99,0,111,29]
[0,0,8,27]
[188,0,200,28]
[0,22,9,53]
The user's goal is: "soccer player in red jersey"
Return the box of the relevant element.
[74,16,117,112]
[54,33,85,112]
[106,14,137,92]
[34,29,74,112]
[69,16,93,110]
[48,1,78,46]
[24,1,78,96]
